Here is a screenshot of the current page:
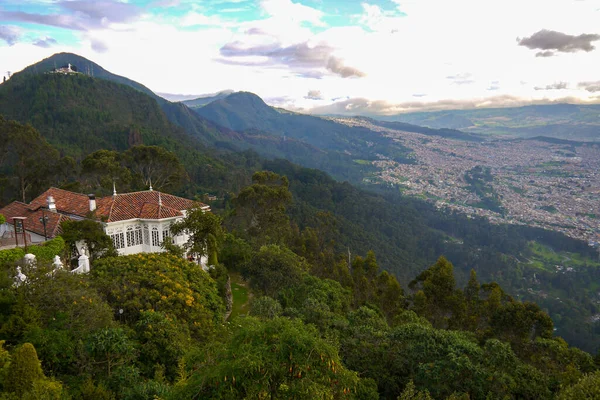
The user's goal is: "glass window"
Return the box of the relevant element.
[111,232,125,249]
[134,226,143,246]
[126,226,134,247]
[152,227,160,247]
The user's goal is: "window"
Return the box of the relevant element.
[111,232,125,249]
[162,228,170,244]
[126,226,134,247]
[135,226,143,246]
[151,227,160,247]
[126,225,143,247]
[143,225,149,245]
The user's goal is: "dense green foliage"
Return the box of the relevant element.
[91,254,224,339]
[0,237,64,265]
[0,116,63,203]
[1,170,599,398]
[0,51,600,386]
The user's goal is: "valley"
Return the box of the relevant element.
[336,117,600,247]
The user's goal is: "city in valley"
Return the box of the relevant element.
[337,118,600,247]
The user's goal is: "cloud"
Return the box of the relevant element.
[309,95,600,116]
[57,1,142,25]
[534,82,568,91]
[487,81,500,91]
[246,27,267,35]
[32,37,58,48]
[536,50,555,58]
[180,12,231,27]
[304,90,323,100]
[0,11,85,31]
[359,3,406,33]
[518,29,600,56]
[412,93,427,97]
[0,1,143,31]
[578,81,600,92]
[219,41,366,78]
[260,0,325,27]
[446,72,474,85]
[91,38,109,53]
[0,25,20,45]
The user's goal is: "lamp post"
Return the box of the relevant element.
[39,210,49,241]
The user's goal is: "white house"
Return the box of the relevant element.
[0,187,209,259]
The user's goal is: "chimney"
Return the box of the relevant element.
[88,194,96,212]
[47,196,56,212]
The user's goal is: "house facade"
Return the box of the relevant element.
[0,187,209,258]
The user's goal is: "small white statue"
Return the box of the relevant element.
[23,253,36,266]
[72,254,90,274]
[52,255,64,270]
[14,266,27,287]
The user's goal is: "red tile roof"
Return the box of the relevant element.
[28,187,92,217]
[0,201,71,238]
[0,188,208,232]
[95,190,205,222]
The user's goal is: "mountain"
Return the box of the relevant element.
[17,53,235,147]
[20,52,157,98]
[378,103,600,140]
[195,92,415,163]
[3,54,600,352]
[344,116,486,142]
[180,90,235,108]
[0,63,252,196]
[0,71,181,156]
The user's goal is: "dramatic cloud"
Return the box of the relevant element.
[578,81,600,93]
[518,29,600,57]
[304,90,323,100]
[219,41,366,78]
[0,25,20,45]
[534,82,568,91]
[446,72,474,85]
[32,37,58,48]
[309,95,599,116]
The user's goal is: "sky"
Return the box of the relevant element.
[1,0,600,115]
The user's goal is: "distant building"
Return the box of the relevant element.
[0,187,209,257]
[51,63,79,75]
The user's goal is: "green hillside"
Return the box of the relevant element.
[181,90,234,108]
[0,72,181,156]
[17,52,235,147]
[195,92,414,164]
[19,52,157,98]
[2,54,600,354]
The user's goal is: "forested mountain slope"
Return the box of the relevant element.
[2,54,600,353]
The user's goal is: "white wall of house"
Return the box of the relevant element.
[0,223,10,237]
[104,216,188,256]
